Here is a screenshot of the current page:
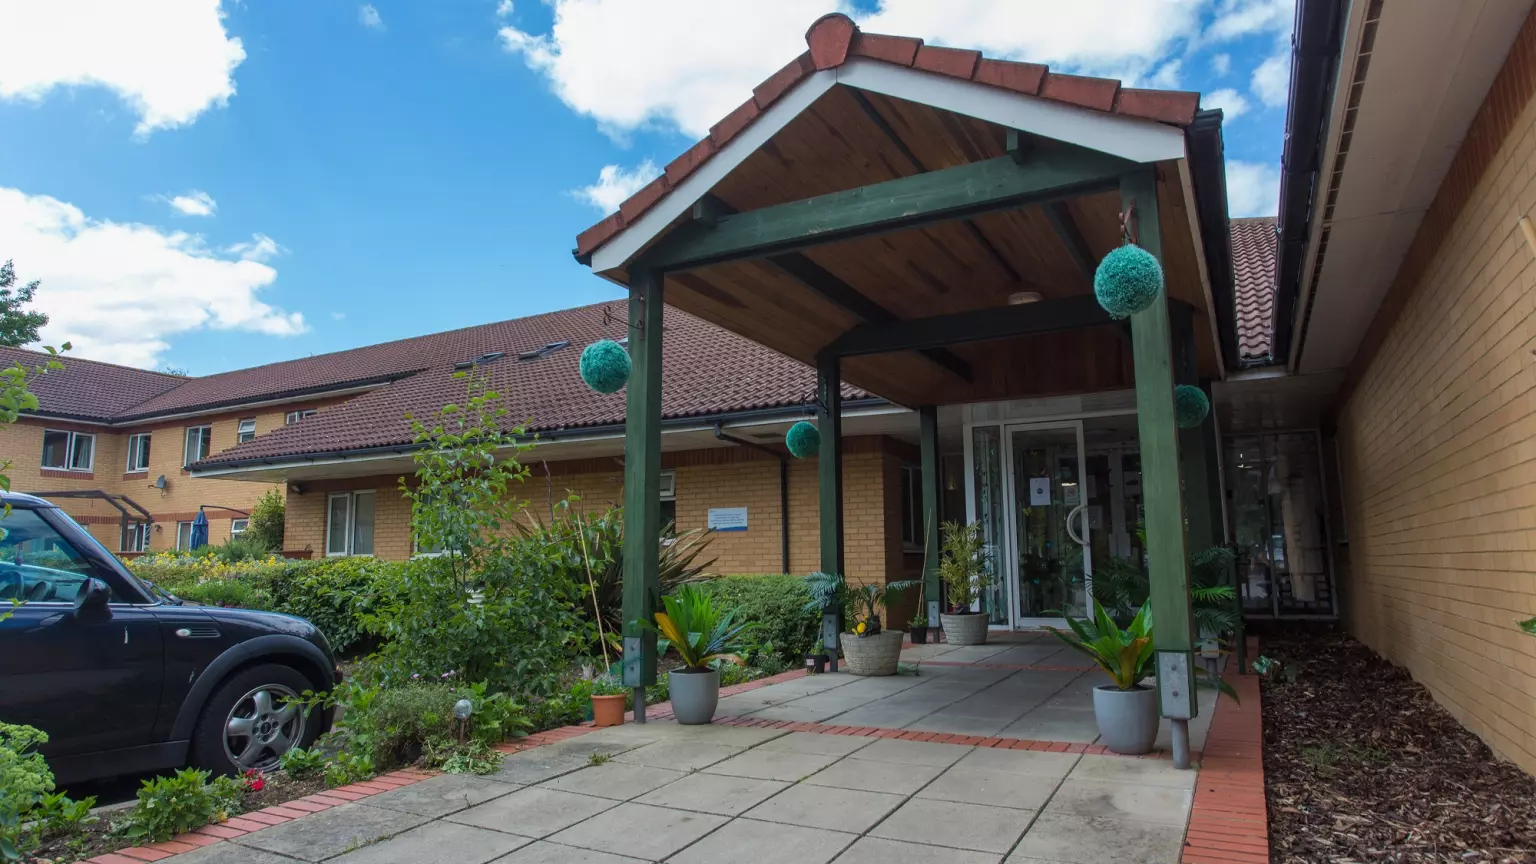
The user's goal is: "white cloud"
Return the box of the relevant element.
[166,190,217,217]
[0,187,305,367]
[500,0,1207,138]
[1208,0,1295,41]
[1226,160,1281,217]
[496,0,515,17]
[1204,87,1249,121]
[359,4,384,30]
[1211,53,1231,77]
[0,0,245,136]
[573,161,661,212]
[1251,51,1290,107]
[224,233,282,263]
[331,311,347,320]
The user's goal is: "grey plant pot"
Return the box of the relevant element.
[669,668,721,725]
[940,612,989,646]
[1092,684,1159,755]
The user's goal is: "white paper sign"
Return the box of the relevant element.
[1028,477,1050,506]
[1063,482,1080,506]
[707,507,749,532]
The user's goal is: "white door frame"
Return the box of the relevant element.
[999,420,1089,630]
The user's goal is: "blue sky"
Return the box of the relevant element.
[0,0,1292,374]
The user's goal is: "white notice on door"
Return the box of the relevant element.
[1029,477,1050,506]
[707,507,748,532]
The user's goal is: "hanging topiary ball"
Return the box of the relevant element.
[785,420,821,458]
[579,339,631,393]
[1174,384,1210,429]
[1093,244,1164,318]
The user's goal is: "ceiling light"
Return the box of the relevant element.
[1008,291,1043,305]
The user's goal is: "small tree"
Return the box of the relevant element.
[0,261,48,348]
[246,488,285,552]
[0,346,66,498]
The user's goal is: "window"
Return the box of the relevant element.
[326,491,375,556]
[0,509,116,604]
[237,418,256,444]
[41,429,94,471]
[659,470,677,529]
[285,410,317,425]
[122,522,152,553]
[230,519,249,538]
[126,433,152,472]
[176,521,195,552]
[900,463,923,549]
[184,425,212,466]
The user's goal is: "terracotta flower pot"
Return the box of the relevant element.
[591,694,626,727]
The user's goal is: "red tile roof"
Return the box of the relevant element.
[574,13,1203,259]
[1231,217,1279,361]
[0,347,185,421]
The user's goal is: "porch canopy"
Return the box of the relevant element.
[574,13,1239,766]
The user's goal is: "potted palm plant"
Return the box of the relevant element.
[1046,599,1237,754]
[841,580,919,676]
[638,585,755,724]
[938,521,995,645]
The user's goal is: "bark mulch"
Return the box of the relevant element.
[1259,628,1536,863]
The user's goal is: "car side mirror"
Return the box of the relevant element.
[74,578,111,616]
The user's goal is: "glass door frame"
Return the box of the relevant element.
[999,420,1090,630]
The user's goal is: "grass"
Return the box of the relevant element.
[586,753,612,766]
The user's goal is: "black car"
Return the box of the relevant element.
[0,492,336,783]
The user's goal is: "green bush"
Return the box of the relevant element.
[0,723,96,860]
[115,769,243,844]
[310,679,531,776]
[694,574,818,664]
[247,487,285,552]
[277,747,326,779]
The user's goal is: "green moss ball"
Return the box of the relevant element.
[579,339,631,394]
[1174,384,1210,429]
[786,421,821,458]
[1094,244,1164,318]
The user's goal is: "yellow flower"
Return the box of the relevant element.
[854,621,868,636]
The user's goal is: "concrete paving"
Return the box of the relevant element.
[208,633,1212,862]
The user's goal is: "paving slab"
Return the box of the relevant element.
[997,711,1101,744]
[916,766,1060,810]
[749,700,872,723]
[490,750,593,785]
[633,771,789,816]
[744,782,906,833]
[852,738,973,768]
[611,739,743,771]
[832,836,1005,864]
[702,747,843,782]
[953,748,1078,778]
[1043,778,1193,825]
[160,845,296,864]
[364,773,519,817]
[232,802,431,862]
[670,818,857,864]
[533,736,647,759]
[826,704,946,729]
[1065,755,1197,789]
[1006,813,1184,864]
[634,722,789,748]
[869,797,1033,854]
[901,713,1012,737]
[804,756,946,795]
[490,841,645,863]
[329,820,531,864]
[545,802,728,860]
[540,761,687,801]
[756,731,876,757]
[446,786,616,838]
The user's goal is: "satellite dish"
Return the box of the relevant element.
[154,475,167,489]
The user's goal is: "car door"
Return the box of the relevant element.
[0,508,164,758]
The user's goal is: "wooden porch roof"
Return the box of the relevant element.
[575,14,1236,409]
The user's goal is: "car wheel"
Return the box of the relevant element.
[192,663,318,775]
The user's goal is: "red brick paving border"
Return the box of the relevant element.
[1181,641,1269,864]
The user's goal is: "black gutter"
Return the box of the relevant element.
[1181,108,1242,371]
[713,423,791,574]
[191,397,890,473]
[1271,0,1347,366]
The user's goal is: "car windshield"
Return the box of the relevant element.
[0,508,113,603]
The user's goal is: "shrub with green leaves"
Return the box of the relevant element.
[697,574,819,664]
[277,746,327,778]
[310,678,531,775]
[115,769,244,844]
[247,487,285,552]
[0,723,96,861]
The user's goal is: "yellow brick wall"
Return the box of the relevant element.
[1335,39,1536,772]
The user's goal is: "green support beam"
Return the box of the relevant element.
[826,295,1112,358]
[817,352,844,672]
[621,268,664,719]
[1122,169,1197,753]
[1171,303,1218,553]
[644,147,1133,271]
[919,406,941,625]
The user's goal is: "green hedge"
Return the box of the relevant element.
[693,574,820,664]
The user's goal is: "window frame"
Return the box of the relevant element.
[230,518,249,538]
[175,521,194,552]
[122,522,152,553]
[41,428,95,472]
[183,425,213,466]
[900,462,923,551]
[285,409,317,425]
[236,418,257,444]
[126,432,152,472]
[325,490,376,557]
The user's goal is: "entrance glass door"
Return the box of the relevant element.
[1004,423,1090,626]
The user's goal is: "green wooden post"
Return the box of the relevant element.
[817,352,844,671]
[1123,168,1197,768]
[920,406,941,625]
[1171,304,1218,554]
[622,267,663,720]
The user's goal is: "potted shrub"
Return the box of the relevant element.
[590,675,627,727]
[938,521,996,646]
[638,585,755,725]
[909,612,929,644]
[840,580,918,676]
[1047,600,1237,754]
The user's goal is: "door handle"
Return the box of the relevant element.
[1066,503,1087,545]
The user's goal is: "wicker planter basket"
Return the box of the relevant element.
[940,612,989,645]
[840,630,905,676]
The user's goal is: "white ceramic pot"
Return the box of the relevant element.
[668,668,720,725]
[1092,684,1159,755]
